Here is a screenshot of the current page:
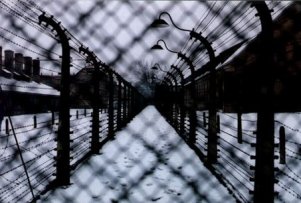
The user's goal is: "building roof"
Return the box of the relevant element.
[0,75,60,96]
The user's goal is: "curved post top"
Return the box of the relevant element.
[190,30,215,62]
[166,72,176,80]
[166,72,179,86]
[171,65,182,73]
[163,77,173,86]
[171,65,185,84]
[153,64,178,86]
[79,45,102,68]
[251,2,273,73]
[177,52,194,70]
[251,2,273,40]
[161,80,170,86]
[38,12,69,42]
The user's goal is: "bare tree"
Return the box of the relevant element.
[128,60,157,99]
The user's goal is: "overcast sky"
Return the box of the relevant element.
[0,1,291,83]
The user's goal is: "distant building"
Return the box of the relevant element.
[69,66,111,108]
[0,47,59,115]
[194,2,301,113]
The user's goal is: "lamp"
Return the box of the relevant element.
[151,12,191,32]
[152,11,247,66]
[150,18,169,28]
[151,11,215,62]
[151,63,166,72]
[150,44,163,50]
[150,39,178,54]
[151,11,212,155]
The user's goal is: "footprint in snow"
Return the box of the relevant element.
[146,182,153,186]
[151,197,162,201]
[92,195,100,199]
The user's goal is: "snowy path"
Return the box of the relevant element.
[40,106,234,203]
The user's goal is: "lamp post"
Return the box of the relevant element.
[152,63,179,126]
[171,65,185,134]
[151,63,178,93]
[151,12,218,164]
[101,64,115,137]
[171,65,184,87]
[39,13,71,186]
[114,73,123,129]
[79,46,100,154]
[151,41,195,94]
[151,72,171,114]
[151,39,197,144]
[151,12,215,61]
[252,2,275,203]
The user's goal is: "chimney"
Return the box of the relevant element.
[33,58,40,81]
[24,56,33,77]
[4,50,14,71]
[33,58,40,76]
[15,53,24,73]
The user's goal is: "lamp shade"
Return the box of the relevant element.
[150,44,164,50]
[150,19,169,28]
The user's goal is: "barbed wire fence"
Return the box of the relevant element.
[0,1,300,203]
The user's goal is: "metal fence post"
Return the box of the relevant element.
[128,87,132,120]
[33,115,37,128]
[79,46,100,154]
[39,13,71,186]
[207,67,218,164]
[179,54,196,145]
[189,32,217,165]
[279,126,286,165]
[52,111,55,125]
[252,2,275,203]
[203,112,207,128]
[117,77,122,129]
[130,87,134,119]
[108,71,114,137]
[171,65,185,135]
[5,118,9,135]
[128,87,132,119]
[125,86,128,122]
[216,115,220,134]
[123,85,127,125]
[167,73,178,127]
[237,112,242,144]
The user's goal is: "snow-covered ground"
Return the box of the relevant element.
[39,106,235,203]
[0,76,60,95]
[1,106,301,203]
[0,109,97,203]
[196,111,301,203]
